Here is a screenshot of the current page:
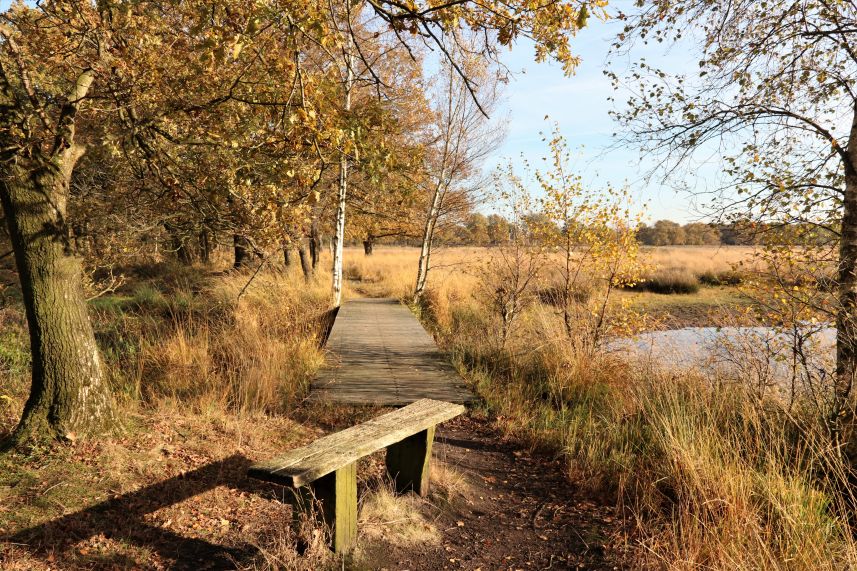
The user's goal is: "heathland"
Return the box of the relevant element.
[2,244,855,569]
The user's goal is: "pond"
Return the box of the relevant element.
[609,325,836,388]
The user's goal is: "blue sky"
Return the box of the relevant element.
[490,12,708,223]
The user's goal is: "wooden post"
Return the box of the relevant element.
[295,462,357,553]
[386,426,435,496]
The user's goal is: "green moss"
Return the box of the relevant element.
[0,448,107,532]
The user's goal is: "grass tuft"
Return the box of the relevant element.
[626,267,701,294]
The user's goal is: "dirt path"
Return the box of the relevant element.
[1,412,627,570]
[360,415,627,570]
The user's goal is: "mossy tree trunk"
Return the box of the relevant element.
[1,157,114,444]
[0,61,114,444]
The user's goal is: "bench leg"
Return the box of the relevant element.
[385,426,435,496]
[296,462,358,553]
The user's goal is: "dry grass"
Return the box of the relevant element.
[345,247,425,299]
[346,244,756,299]
[1,243,849,569]
[643,245,756,276]
[92,263,334,418]
[628,383,857,569]
[357,479,440,548]
[625,246,757,295]
[427,460,471,505]
[241,514,333,571]
[345,244,857,570]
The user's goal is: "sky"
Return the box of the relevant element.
[489,12,708,223]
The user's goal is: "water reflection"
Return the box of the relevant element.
[610,326,836,393]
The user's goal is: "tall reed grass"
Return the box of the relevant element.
[94,261,331,417]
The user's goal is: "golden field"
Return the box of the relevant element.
[345,245,757,329]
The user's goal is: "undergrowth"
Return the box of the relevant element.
[363,245,857,570]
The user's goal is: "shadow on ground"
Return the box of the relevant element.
[4,454,289,570]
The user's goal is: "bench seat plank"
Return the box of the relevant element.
[249,398,464,487]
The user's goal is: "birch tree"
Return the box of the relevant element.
[414,57,502,299]
[611,1,857,433]
[332,32,354,306]
[503,125,643,348]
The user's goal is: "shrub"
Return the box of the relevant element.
[624,267,700,294]
[536,283,592,306]
[698,269,743,286]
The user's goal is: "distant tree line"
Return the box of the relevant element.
[366,215,835,248]
[637,220,722,246]
[637,220,838,247]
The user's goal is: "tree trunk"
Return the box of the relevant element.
[331,150,347,304]
[562,232,573,339]
[415,182,444,299]
[175,239,194,265]
[363,236,374,255]
[233,234,253,269]
[835,106,857,432]
[198,230,211,264]
[298,243,313,280]
[310,220,321,270]
[332,40,354,307]
[165,223,194,265]
[283,245,292,267]
[1,158,114,444]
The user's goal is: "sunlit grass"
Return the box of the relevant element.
[349,243,857,570]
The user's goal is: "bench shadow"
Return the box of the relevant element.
[5,454,287,570]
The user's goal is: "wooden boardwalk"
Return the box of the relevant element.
[311,298,473,405]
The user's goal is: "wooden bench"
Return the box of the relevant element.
[248,398,465,552]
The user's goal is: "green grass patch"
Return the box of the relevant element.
[0,329,29,378]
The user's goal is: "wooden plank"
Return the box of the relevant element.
[385,426,435,496]
[310,298,474,405]
[249,399,464,487]
[311,462,357,553]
